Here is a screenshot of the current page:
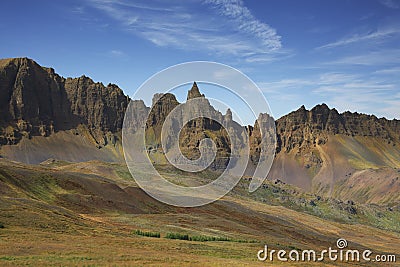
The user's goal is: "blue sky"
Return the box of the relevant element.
[1,0,400,120]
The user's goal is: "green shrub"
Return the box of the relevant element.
[189,235,230,242]
[165,232,189,240]
[132,229,160,238]
[165,233,231,242]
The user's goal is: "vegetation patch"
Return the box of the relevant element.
[190,235,230,242]
[132,229,160,238]
[165,232,190,240]
[165,232,256,243]
[0,256,16,261]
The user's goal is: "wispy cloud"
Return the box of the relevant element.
[109,50,125,57]
[326,49,400,66]
[374,66,400,75]
[259,73,359,93]
[316,27,400,50]
[259,72,400,119]
[204,0,281,50]
[71,6,85,14]
[84,0,284,62]
[380,0,400,9]
[313,85,400,119]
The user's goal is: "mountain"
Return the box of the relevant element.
[0,58,128,163]
[1,58,399,266]
[143,83,243,170]
[0,57,128,140]
[270,104,400,203]
[1,57,399,204]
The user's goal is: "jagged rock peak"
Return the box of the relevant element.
[311,103,330,113]
[187,82,205,100]
[225,108,232,121]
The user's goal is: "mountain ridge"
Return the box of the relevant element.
[277,103,400,153]
[1,57,399,204]
[2,57,398,149]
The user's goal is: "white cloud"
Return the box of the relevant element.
[316,27,400,50]
[374,66,400,75]
[259,72,359,93]
[313,76,399,119]
[204,0,281,50]
[72,6,85,14]
[259,78,314,93]
[326,49,400,66]
[259,72,400,119]
[85,0,283,62]
[109,50,125,57]
[380,0,400,9]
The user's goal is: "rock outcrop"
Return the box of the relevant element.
[145,83,236,170]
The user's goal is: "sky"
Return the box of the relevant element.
[1,0,400,120]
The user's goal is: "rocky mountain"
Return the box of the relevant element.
[140,82,245,170]
[0,58,128,147]
[1,57,399,204]
[276,104,400,154]
[269,104,400,202]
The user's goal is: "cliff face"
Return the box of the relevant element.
[0,58,129,146]
[275,104,400,154]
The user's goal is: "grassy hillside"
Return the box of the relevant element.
[0,158,399,266]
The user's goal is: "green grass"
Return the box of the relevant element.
[189,235,229,242]
[132,228,257,243]
[132,229,160,238]
[165,232,189,240]
[114,168,134,181]
[0,256,16,261]
[164,232,256,243]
